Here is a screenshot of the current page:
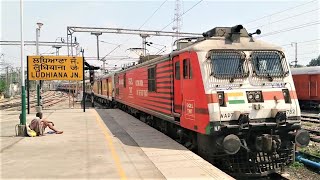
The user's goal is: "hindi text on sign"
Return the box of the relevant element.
[27,56,83,81]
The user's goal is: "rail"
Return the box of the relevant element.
[301,113,320,143]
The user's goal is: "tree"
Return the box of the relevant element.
[307,55,320,67]
[0,79,6,93]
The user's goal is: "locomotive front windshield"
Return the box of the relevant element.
[210,51,247,78]
[251,51,286,77]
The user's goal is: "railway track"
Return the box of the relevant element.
[0,91,50,107]
[304,129,320,143]
[301,113,320,143]
[0,91,69,111]
[0,91,54,110]
[0,96,21,103]
[0,92,36,108]
[301,114,320,123]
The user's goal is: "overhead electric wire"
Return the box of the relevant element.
[248,8,319,30]
[160,0,203,31]
[41,45,55,55]
[143,0,203,55]
[100,44,122,60]
[11,45,35,55]
[244,0,317,25]
[85,55,134,59]
[86,58,138,61]
[296,56,319,60]
[138,0,168,29]
[290,55,319,59]
[259,20,320,37]
[287,53,320,59]
[287,50,319,56]
[99,40,121,46]
[100,0,168,60]
[281,39,320,46]
[24,48,35,54]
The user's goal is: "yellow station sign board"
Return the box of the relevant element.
[28,56,83,80]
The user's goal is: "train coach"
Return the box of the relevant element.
[57,80,90,94]
[63,25,310,177]
[91,74,115,106]
[291,66,320,110]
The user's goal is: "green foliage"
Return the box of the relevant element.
[0,79,6,93]
[307,55,320,67]
[299,146,320,158]
[290,161,304,168]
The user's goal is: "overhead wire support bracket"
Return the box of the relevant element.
[0,40,78,47]
[66,26,202,58]
[67,26,202,37]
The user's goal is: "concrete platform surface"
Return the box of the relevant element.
[0,109,233,179]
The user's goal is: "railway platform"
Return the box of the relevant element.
[0,109,233,179]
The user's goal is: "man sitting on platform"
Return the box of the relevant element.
[29,112,63,136]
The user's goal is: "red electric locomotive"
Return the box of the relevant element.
[63,25,310,177]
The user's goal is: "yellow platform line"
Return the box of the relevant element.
[94,110,127,180]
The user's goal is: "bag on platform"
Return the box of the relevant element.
[26,123,37,137]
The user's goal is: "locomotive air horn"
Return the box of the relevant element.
[249,29,261,37]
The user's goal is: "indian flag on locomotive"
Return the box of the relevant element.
[227,92,245,104]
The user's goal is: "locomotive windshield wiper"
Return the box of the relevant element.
[252,51,287,78]
[210,51,248,79]
[229,64,243,82]
[267,73,273,82]
[256,57,275,80]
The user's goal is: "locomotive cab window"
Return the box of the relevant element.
[175,61,180,80]
[148,67,156,92]
[183,59,192,79]
[210,51,247,79]
[251,51,287,77]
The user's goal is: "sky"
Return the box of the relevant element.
[1,0,319,72]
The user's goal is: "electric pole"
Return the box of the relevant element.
[19,0,26,131]
[291,42,298,67]
[36,22,43,109]
[91,32,103,73]
[6,66,9,97]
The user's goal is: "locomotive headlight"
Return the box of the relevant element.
[254,93,261,101]
[248,94,254,100]
[246,91,263,103]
